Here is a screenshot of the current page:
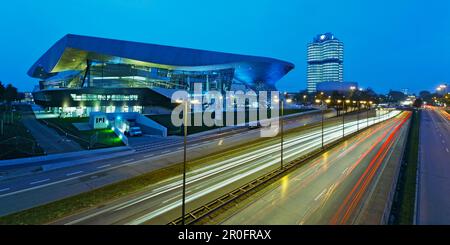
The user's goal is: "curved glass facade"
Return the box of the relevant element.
[30,34,294,117]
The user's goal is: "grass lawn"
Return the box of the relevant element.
[41,117,123,149]
[0,107,44,160]
[148,108,313,136]
[390,109,420,224]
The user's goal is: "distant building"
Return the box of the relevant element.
[401,88,409,95]
[316,81,358,93]
[307,33,344,93]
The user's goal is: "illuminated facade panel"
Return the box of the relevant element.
[29,34,294,117]
[307,33,344,93]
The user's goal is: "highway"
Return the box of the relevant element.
[206,111,411,225]
[0,109,339,216]
[417,108,450,224]
[54,110,400,225]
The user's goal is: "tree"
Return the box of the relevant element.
[419,90,432,103]
[4,84,18,103]
[413,98,423,108]
[387,90,407,102]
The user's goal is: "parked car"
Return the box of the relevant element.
[248,122,262,130]
[126,126,143,137]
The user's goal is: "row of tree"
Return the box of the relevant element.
[292,88,441,108]
[293,88,392,106]
[0,81,19,103]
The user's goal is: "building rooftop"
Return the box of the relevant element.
[28,34,294,87]
[312,32,340,43]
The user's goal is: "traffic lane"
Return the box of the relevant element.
[0,108,380,195]
[0,119,320,216]
[62,112,399,225]
[4,110,397,221]
[418,109,450,224]
[219,113,408,225]
[0,124,261,198]
[0,110,352,201]
[0,134,242,216]
[57,126,338,224]
[220,116,400,224]
[328,113,409,225]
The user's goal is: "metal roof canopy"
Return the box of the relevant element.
[28,34,294,87]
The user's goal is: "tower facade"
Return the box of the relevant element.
[307,33,344,93]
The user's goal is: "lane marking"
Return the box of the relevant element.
[121,159,134,164]
[0,111,400,203]
[66,171,83,177]
[30,179,50,185]
[97,164,112,169]
[315,188,327,201]
[161,150,171,154]
[0,188,10,192]
[144,154,154,158]
[342,167,349,175]
[162,195,181,204]
[446,148,449,153]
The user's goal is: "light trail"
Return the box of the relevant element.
[65,111,401,224]
[331,112,411,224]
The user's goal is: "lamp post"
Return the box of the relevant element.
[181,100,188,225]
[356,101,360,132]
[337,99,343,137]
[324,99,331,148]
[360,101,368,128]
[281,99,284,169]
[315,99,324,149]
[178,98,200,225]
[279,98,292,169]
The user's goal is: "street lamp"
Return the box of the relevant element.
[279,98,292,169]
[181,100,188,225]
[366,104,369,128]
[316,99,325,149]
[177,98,200,225]
[356,101,360,132]
[340,99,346,138]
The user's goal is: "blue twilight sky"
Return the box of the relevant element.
[0,0,449,94]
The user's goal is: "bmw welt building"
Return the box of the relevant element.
[29,34,294,118]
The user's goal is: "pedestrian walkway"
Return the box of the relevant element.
[20,112,82,154]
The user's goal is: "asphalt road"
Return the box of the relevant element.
[0,109,339,216]
[417,108,450,224]
[210,111,411,225]
[21,110,82,154]
[54,110,400,225]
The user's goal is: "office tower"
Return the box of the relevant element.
[307,33,344,93]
